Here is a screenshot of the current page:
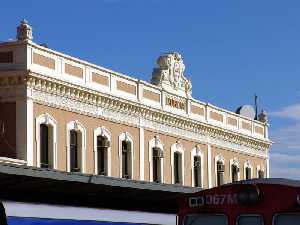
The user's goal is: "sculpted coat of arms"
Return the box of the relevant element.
[151,52,192,96]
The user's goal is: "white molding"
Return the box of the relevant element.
[266,156,270,178]
[0,157,27,165]
[93,127,111,176]
[207,144,212,188]
[35,113,58,169]
[244,160,253,179]
[148,136,164,183]
[191,146,204,188]
[171,142,185,185]
[139,127,145,181]
[27,98,34,166]
[214,154,225,186]
[29,88,270,160]
[118,132,134,179]
[229,157,240,182]
[66,120,86,173]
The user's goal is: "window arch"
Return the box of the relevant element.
[215,154,225,187]
[119,132,134,179]
[230,158,240,183]
[66,120,86,173]
[191,146,203,188]
[35,113,57,169]
[244,160,252,180]
[148,135,164,183]
[171,141,184,185]
[94,127,111,176]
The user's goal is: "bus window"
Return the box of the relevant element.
[273,214,300,225]
[184,214,227,225]
[237,215,263,225]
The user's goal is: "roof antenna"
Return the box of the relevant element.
[254,94,258,120]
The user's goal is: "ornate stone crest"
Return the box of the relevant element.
[151,52,192,96]
[16,19,33,41]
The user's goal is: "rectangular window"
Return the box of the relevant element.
[193,156,201,187]
[273,213,300,225]
[122,141,131,179]
[70,130,79,172]
[174,152,181,184]
[237,215,263,225]
[0,51,13,63]
[40,124,49,168]
[184,214,227,225]
[217,162,225,186]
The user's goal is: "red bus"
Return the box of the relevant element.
[178,178,300,225]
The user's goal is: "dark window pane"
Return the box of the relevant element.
[194,156,201,187]
[70,130,79,172]
[40,124,49,168]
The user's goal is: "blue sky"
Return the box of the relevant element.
[1,0,300,179]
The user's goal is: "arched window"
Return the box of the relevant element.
[191,146,203,188]
[122,140,132,179]
[40,124,50,168]
[149,136,164,183]
[171,142,184,185]
[244,160,252,180]
[215,154,225,187]
[66,120,86,173]
[70,129,80,172]
[152,146,163,183]
[193,156,201,187]
[174,152,182,184]
[258,170,264,178]
[245,167,252,179]
[96,135,110,175]
[36,113,57,169]
[119,132,134,179]
[230,158,240,183]
[231,164,239,182]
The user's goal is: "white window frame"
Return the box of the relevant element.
[171,142,185,185]
[35,113,57,169]
[148,136,164,183]
[66,120,86,173]
[119,132,134,179]
[244,160,253,180]
[215,154,225,186]
[229,157,240,182]
[93,127,111,176]
[191,146,204,188]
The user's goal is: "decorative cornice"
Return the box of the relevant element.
[0,72,272,154]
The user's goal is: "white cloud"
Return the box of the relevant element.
[270,123,300,150]
[271,166,300,180]
[271,103,300,121]
[270,153,300,179]
[271,153,300,164]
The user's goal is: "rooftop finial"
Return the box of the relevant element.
[16,19,33,41]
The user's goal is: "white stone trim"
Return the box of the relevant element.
[26,98,33,166]
[0,157,27,165]
[207,144,212,188]
[148,136,164,183]
[171,142,185,185]
[266,156,270,178]
[229,157,240,182]
[93,126,111,176]
[30,89,269,159]
[66,120,86,173]
[214,154,225,186]
[35,113,58,169]
[139,127,144,181]
[191,146,204,188]
[118,132,134,179]
[244,160,253,179]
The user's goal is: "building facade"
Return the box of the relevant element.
[0,20,271,188]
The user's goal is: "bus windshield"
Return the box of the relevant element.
[273,214,300,225]
[184,214,227,225]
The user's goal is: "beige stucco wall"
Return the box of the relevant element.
[33,102,266,187]
[33,103,140,179]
